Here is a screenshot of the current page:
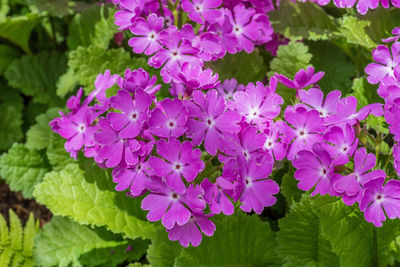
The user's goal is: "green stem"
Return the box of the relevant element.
[383,148,393,171]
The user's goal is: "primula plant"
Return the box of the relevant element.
[1,0,400,266]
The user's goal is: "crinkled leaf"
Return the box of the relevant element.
[0,143,49,198]
[34,216,126,267]
[205,49,268,84]
[0,86,23,150]
[68,45,147,95]
[0,44,19,75]
[308,41,356,94]
[33,163,157,240]
[146,229,182,267]
[67,4,116,50]
[338,15,376,49]
[361,8,400,44]
[79,238,149,267]
[56,68,78,97]
[280,167,302,206]
[26,108,62,151]
[268,41,312,107]
[312,195,400,267]
[174,213,280,267]
[0,13,41,54]
[277,195,339,266]
[4,51,66,106]
[269,0,338,41]
[46,133,75,171]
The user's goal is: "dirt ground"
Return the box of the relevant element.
[0,182,52,226]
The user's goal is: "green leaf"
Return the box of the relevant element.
[67,5,116,50]
[360,8,400,44]
[0,210,38,267]
[0,45,20,75]
[312,195,400,267]
[34,216,126,267]
[205,49,268,84]
[280,167,302,205]
[68,45,147,95]
[0,86,23,150]
[27,0,69,17]
[5,51,66,106]
[268,41,312,107]
[33,163,157,240]
[269,0,338,41]
[56,68,78,97]
[26,108,62,151]
[79,238,149,267]
[0,0,9,22]
[146,229,182,267]
[0,13,41,54]
[338,15,376,49]
[277,195,339,266]
[307,41,357,94]
[46,133,75,171]
[0,143,49,198]
[174,213,280,267]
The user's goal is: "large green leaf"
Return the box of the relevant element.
[68,45,147,95]
[34,216,126,267]
[26,108,62,151]
[269,0,338,41]
[307,41,357,94]
[0,13,41,54]
[312,196,400,267]
[0,143,49,198]
[0,45,19,75]
[4,51,66,106]
[280,166,302,206]
[67,4,116,50]
[174,212,281,267]
[0,86,23,150]
[33,163,157,240]
[27,0,69,17]
[146,229,182,267]
[277,195,339,266]
[361,8,400,44]
[205,49,268,84]
[338,16,376,49]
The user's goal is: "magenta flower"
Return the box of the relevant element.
[128,13,164,55]
[292,143,334,196]
[66,88,83,113]
[234,158,279,214]
[231,81,283,130]
[322,125,358,165]
[168,211,216,247]
[118,68,161,96]
[112,159,150,196]
[385,105,400,141]
[360,177,400,227]
[58,106,97,154]
[180,24,225,61]
[276,67,324,92]
[331,147,385,206]
[182,0,223,24]
[382,27,400,43]
[207,14,239,54]
[201,177,234,215]
[107,89,152,139]
[94,119,145,168]
[85,70,119,106]
[325,96,384,127]
[218,126,266,162]
[114,0,145,30]
[148,139,204,193]
[141,176,205,229]
[365,43,400,84]
[173,62,220,92]
[299,88,341,118]
[262,122,287,161]
[148,27,202,83]
[148,98,188,138]
[216,78,245,102]
[228,4,272,52]
[185,90,241,155]
[264,33,289,56]
[280,106,325,160]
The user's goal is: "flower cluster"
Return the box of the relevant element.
[305,0,400,14]
[51,0,400,247]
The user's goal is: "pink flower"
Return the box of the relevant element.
[365,43,400,84]
[182,0,223,24]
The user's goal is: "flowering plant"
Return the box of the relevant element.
[1,0,400,266]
